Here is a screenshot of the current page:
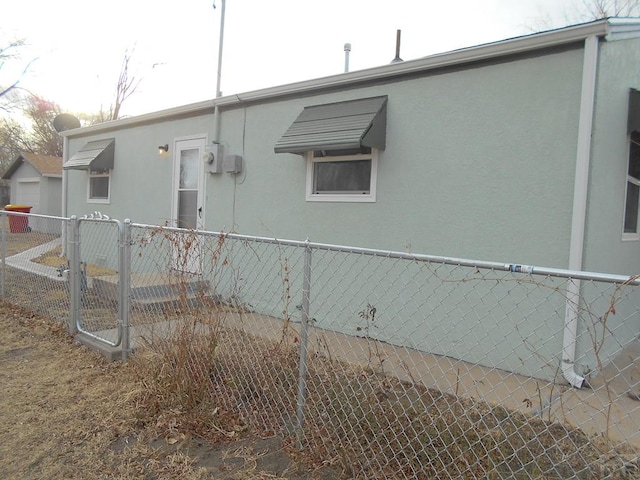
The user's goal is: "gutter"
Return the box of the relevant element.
[59,20,619,139]
[562,35,600,388]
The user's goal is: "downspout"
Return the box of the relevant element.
[61,136,69,256]
[562,34,599,388]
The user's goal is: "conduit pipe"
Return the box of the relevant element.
[562,35,599,388]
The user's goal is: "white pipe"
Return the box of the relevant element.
[562,35,599,388]
[61,136,69,256]
[344,43,351,73]
[212,0,225,146]
[215,0,225,100]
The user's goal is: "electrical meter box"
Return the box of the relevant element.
[204,144,223,174]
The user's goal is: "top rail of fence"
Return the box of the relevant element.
[0,211,69,222]
[130,221,640,286]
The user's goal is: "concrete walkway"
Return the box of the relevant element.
[4,238,64,281]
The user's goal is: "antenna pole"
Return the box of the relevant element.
[215,0,226,98]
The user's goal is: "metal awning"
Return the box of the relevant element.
[64,139,115,170]
[275,96,387,154]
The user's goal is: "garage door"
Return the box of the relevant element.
[16,180,40,214]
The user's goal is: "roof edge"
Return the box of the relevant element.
[62,18,631,138]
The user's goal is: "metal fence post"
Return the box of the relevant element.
[68,216,80,335]
[120,219,132,361]
[295,241,312,449]
[1,210,6,298]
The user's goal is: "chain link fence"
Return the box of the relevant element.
[2,210,640,478]
[0,212,69,321]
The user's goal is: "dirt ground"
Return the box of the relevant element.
[0,302,338,480]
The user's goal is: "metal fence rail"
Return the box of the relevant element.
[2,210,640,479]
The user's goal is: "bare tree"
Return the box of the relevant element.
[0,117,29,170]
[0,39,37,106]
[0,94,62,174]
[581,0,640,18]
[529,0,640,33]
[95,48,141,122]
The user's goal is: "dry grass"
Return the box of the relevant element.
[2,231,58,257]
[30,243,117,276]
[0,302,322,479]
[2,293,638,479]
[130,303,640,479]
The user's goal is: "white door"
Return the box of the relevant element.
[171,137,205,272]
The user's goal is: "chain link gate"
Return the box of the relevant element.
[68,216,130,359]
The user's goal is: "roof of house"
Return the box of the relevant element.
[1,153,63,180]
[60,17,640,138]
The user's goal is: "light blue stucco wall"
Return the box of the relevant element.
[66,114,212,225]
[66,48,585,268]
[43,176,62,217]
[585,36,640,275]
[67,42,625,382]
[572,36,640,377]
[208,47,583,268]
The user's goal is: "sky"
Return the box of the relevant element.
[1,0,590,118]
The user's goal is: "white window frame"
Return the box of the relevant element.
[87,168,111,204]
[305,150,378,203]
[623,133,640,241]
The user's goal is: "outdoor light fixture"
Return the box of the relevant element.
[158,144,169,155]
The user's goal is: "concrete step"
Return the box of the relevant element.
[91,272,209,305]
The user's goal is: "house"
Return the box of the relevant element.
[2,152,63,232]
[59,19,640,383]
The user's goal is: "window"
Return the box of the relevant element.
[624,132,640,238]
[306,150,377,202]
[88,168,110,203]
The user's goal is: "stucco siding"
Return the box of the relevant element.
[575,36,640,379]
[66,47,583,267]
[43,177,62,217]
[207,47,583,267]
[585,36,640,275]
[66,115,212,224]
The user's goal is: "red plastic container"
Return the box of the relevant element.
[4,205,32,233]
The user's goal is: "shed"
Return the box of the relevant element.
[2,153,63,231]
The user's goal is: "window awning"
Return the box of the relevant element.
[275,96,387,155]
[629,89,640,133]
[64,139,115,170]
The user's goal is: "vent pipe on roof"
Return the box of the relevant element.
[391,29,403,64]
[344,43,351,73]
